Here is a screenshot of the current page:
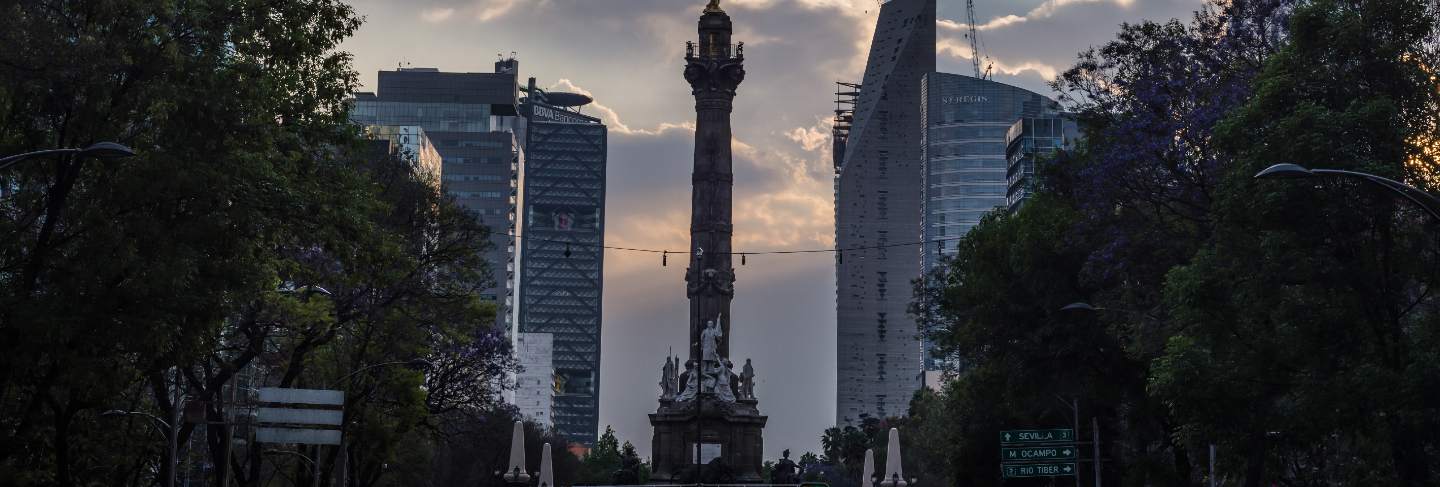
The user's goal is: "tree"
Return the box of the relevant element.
[1154,0,1440,484]
[0,1,520,486]
[579,426,623,484]
[611,441,644,485]
[917,0,1440,485]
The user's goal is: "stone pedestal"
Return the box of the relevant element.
[650,396,767,483]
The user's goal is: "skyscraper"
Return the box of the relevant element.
[514,333,555,427]
[363,125,443,189]
[350,61,523,329]
[917,75,1066,382]
[515,79,608,446]
[834,0,935,426]
[1005,116,1080,211]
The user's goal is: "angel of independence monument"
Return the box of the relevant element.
[649,0,766,483]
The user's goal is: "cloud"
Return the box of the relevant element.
[937,37,1060,79]
[1031,0,1136,18]
[939,0,1136,32]
[546,79,695,136]
[420,7,455,23]
[472,0,520,22]
[938,15,1027,32]
[785,121,831,153]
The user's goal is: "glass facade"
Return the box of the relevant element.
[363,125,443,188]
[919,73,1063,371]
[350,66,522,321]
[516,93,607,446]
[1005,117,1080,211]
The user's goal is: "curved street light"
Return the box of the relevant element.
[328,358,434,487]
[264,449,321,487]
[102,406,180,487]
[1060,302,1099,313]
[101,409,169,437]
[325,358,434,389]
[1254,163,1440,222]
[0,142,136,171]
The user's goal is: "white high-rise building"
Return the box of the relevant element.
[834,0,935,426]
[515,333,555,426]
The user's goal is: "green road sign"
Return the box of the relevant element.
[1002,462,1076,478]
[1002,446,1077,463]
[1000,428,1074,445]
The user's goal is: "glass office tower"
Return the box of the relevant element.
[919,73,1063,373]
[350,62,522,326]
[1005,117,1080,211]
[516,79,607,446]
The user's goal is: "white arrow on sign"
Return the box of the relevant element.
[1003,433,1012,442]
[1062,465,1073,473]
[1062,449,1073,455]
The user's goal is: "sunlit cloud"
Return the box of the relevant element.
[472,0,519,22]
[938,15,1027,32]
[785,117,833,153]
[546,79,695,136]
[939,0,1136,32]
[938,37,1061,80]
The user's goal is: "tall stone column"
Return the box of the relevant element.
[683,1,745,361]
[650,2,765,484]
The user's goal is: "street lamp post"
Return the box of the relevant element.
[329,358,433,487]
[694,386,705,485]
[1254,163,1440,222]
[5,142,136,292]
[1054,395,1080,487]
[0,142,135,172]
[102,408,178,487]
[100,369,183,487]
[1058,303,1138,487]
[265,449,321,487]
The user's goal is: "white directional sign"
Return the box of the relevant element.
[256,388,344,446]
[256,428,342,445]
[256,408,343,426]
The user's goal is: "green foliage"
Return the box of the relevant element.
[0,1,517,486]
[911,0,1440,485]
[1152,0,1440,483]
[578,426,622,484]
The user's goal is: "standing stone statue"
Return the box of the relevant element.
[672,354,682,393]
[660,356,676,399]
[701,316,723,363]
[772,449,799,485]
[740,358,755,399]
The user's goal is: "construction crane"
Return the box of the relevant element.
[966,0,993,79]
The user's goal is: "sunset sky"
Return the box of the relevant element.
[340,0,1209,459]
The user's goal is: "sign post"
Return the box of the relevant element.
[1000,428,1077,480]
[256,388,344,487]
